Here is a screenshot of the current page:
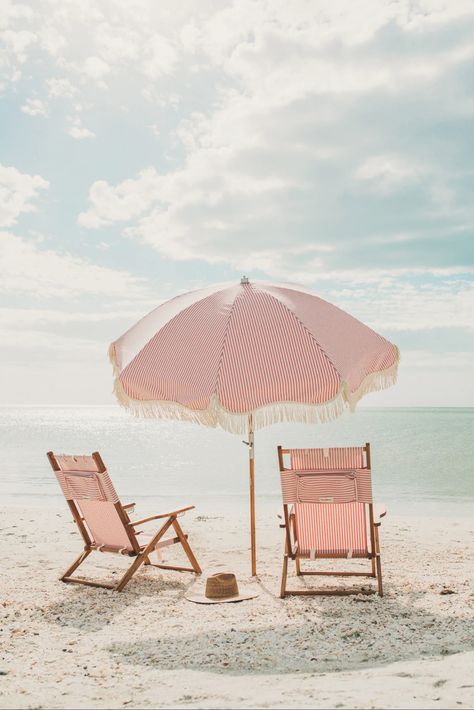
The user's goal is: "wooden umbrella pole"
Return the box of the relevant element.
[248,414,256,577]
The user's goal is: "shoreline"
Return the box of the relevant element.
[2,495,473,520]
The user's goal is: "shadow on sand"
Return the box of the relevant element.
[106,588,474,675]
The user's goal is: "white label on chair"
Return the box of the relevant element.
[347,548,353,559]
[310,548,317,560]
[319,496,334,502]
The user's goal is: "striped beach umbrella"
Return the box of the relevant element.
[109,277,399,575]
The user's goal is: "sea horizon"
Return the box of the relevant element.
[3,405,472,518]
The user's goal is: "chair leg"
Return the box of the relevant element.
[115,518,174,592]
[280,535,290,599]
[291,515,301,576]
[374,526,383,596]
[172,518,202,574]
[280,554,289,598]
[376,555,383,597]
[60,548,91,581]
[371,557,376,577]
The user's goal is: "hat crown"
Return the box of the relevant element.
[205,573,239,600]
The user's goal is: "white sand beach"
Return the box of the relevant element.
[1,504,473,709]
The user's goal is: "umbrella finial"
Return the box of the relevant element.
[240,275,249,284]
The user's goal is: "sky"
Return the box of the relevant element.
[0,0,473,407]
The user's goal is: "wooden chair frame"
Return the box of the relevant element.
[47,451,202,592]
[277,443,386,598]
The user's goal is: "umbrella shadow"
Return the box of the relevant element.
[108,591,474,675]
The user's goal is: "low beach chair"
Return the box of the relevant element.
[277,443,386,597]
[47,451,201,591]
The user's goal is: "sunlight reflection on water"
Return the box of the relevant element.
[2,406,473,517]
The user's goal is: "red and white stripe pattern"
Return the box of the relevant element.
[77,500,134,550]
[54,455,119,503]
[110,280,399,433]
[295,502,368,558]
[54,454,133,551]
[282,447,371,558]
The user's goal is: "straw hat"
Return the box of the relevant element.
[185,572,259,604]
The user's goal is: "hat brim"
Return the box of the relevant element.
[185,587,260,604]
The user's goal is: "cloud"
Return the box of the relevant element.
[78,168,161,227]
[0,231,147,298]
[0,164,49,227]
[21,97,48,116]
[0,307,150,327]
[327,276,474,333]
[66,115,95,140]
[71,5,474,279]
[82,55,110,80]
[354,155,423,191]
[46,77,77,98]
[141,34,177,79]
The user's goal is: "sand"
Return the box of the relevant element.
[0,502,473,709]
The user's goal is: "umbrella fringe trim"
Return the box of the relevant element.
[109,347,399,435]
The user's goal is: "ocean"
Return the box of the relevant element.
[2,406,473,518]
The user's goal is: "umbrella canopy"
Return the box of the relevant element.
[109,278,399,432]
[109,278,399,575]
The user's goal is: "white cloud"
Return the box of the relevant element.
[354,155,423,191]
[21,97,48,116]
[0,164,49,227]
[66,117,95,140]
[71,3,474,277]
[68,125,95,140]
[47,77,77,98]
[78,168,161,227]
[141,34,177,79]
[0,307,152,328]
[0,28,36,62]
[330,278,474,333]
[83,55,110,80]
[0,231,147,298]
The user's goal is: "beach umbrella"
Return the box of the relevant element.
[109,277,399,575]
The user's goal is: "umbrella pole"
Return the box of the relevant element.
[248,414,256,577]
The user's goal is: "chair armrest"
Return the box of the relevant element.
[374,504,387,526]
[128,506,195,527]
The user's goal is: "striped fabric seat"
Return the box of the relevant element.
[284,447,371,559]
[294,502,368,558]
[54,454,133,552]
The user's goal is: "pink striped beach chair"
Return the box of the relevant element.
[277,443,386,597]
[47,451,201,591]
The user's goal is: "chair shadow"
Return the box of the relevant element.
[107,590,474,675]
[40,568,197,632]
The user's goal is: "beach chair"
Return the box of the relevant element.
[277,443,386,597]
[47,451,201,591]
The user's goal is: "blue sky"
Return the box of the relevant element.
[1,0,473,406]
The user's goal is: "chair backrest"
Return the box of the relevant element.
[278,445,373,558]
[47,451,139,553]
